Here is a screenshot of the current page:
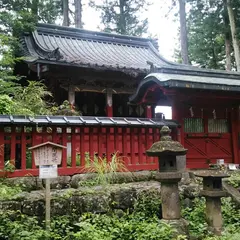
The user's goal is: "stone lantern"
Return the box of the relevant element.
[146,126,187,221]
[195,170,229,236]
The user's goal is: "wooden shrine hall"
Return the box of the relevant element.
[2,23,239,176]
[18,23,167,118]
[130,68,240,168]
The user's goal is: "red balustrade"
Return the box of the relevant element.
[0,125,164,177]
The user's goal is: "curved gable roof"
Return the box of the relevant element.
[21,23,176,73]
[129,72,240,103]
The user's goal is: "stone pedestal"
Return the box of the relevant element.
[195,170,229,236]
[161,182,181,219]
[205,197,223,235]
[146,126,188,236]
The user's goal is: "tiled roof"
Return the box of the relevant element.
[0,115,179,127]
[130,72,240,103]
[21,23,175,73]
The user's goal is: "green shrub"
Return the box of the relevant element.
[228,171,240,188]
[182,197,209,238]
[133,189,161,219]
[84,152,128,185]
[0,182,22,200]
[0,210,176,240]
[0,95,15,114]
[71,213,175,240]
[222,197,240,231]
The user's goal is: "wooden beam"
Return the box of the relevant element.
[68,85,75,105]
[106,88,113,117]
[61,84,134,94]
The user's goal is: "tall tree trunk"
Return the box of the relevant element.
[119,0,126,34]
[225,37,232,71]
[179,0,189,65]
[62,0,70,26]
[74,0,83,28]
[226,0,240,71]
[223,1,232,71]
[31,0,39,16]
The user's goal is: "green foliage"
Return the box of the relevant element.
[227,171,240,188]
[68,213,175,240]
[0,34,21,96]
[12,81,53,115]
[90,0,150,36]
[187,0,227,69]
[0,95,15,114]
[182,197,240,239]
[182,197,209,238]
[0,0,62,117]
[84,152,128,185]
[0,182,22,200]
[0,185,240,239]
[133,189,161,219]
[53,100,82,116]
[0,80,53,116]
[0,207,176,240]
[222,197,240,231]
[3,160,16,173]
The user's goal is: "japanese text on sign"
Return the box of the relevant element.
[34,146,62,166]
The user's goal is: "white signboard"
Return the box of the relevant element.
[228,164,238,171]
[39,165,58,179]
[217,159,225,165]
[34,146,62,166]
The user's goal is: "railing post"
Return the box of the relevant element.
[71,127,76,167]
[21,127,26,170]
[0,127,4,169]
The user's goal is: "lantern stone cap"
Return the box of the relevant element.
[194,170,229,178]
[146,126,187,157]
[200,190,227,198]
[29,141,67,150]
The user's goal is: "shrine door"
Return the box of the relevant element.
[183,117,233,168]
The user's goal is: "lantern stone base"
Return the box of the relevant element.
[161,182,181,219]
[161,219,189,237]
[205,197,223,236]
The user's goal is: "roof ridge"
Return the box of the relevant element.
[37,23,154,45]
[21,23,173,72]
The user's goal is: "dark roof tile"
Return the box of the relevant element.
[21,23,175,72]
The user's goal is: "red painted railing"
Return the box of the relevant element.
[0,125,165,177]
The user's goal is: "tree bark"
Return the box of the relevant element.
[62,0,70,26]
[225,37,232,71]
[226,0,240,71]
[119,0,126,34]
[74,0,83,28]
[223,1,232,71]
[179,0,189,65]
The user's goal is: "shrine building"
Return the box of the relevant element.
[3,23,239,176]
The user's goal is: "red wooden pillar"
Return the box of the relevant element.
[0,127,4,169]
[145,105,152,118]
[171,96,182,143]
[231,108,239,164]
[106,88,113,117]
[10,126,16,166]
[21,127,26,170]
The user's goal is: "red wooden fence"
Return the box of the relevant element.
[0,125,166,177]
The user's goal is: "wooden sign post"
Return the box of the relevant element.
[29,142,66,230]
